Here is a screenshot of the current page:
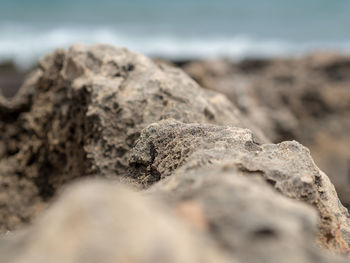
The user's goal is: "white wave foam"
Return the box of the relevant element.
[1,25,350,69]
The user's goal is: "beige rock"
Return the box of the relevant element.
[130,120,350,252]
[149,165,347,263]
[0,180,230,263]
[181,55,350,207]
[0,45,349,262]
[0,44,266,232]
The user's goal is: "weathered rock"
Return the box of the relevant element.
[1,70,46,233]
[0,180,230,263]
[0,44,266,232]
[2,44,267,188]
[0,159,44,234]
[180,54,350,207]
[0,69,40,159]
[1,45,349,262]
[130,120,350,253]
[148,165,347,263]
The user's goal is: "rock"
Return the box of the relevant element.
[0,62,27,98]
[1,176,346,263]
[180,54,350,206]
[1,45,350,262]
[0,69,40,159]
[148,165,347,263]
[0,44,266,232]
[0,180,230,263]
[0,70,46,232]
[129,120,350,253]
[0,161,44,234]
[3,44,267,190]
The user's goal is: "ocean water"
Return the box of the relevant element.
[1,0,350,68]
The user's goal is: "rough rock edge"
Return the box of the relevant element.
[1,44,267,193]
[0,45,349,259]
[148,165,348,262]
[0,44,268,233]
[129,119,350,253]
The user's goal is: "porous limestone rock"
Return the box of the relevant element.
[3,44,267,191]
[0,45,349,262]
[0,44,266,232]
[181,55,350,206]
[130,119,350,253]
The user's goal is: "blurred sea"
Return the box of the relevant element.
[1,0,350,68]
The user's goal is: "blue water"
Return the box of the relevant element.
[1,0,350,68]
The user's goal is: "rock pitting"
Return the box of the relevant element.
[130,120,350,253]
[0,44,350,262]
[181,55,350,207]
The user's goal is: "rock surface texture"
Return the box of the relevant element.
[180,54,350,207]
[0,44,266,232]
[130,120,350,253]
[0,45,349,263]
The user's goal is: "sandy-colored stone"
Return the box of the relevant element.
[0,45,349,262]
[0,180,230,263]
[0,44,266,232]
[149,165,347,263]
[181,54,350,206]
[130,119,350,252]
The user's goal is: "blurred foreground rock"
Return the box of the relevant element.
[0,45,350,262]
[150,166,344,263]
[1,176,346,263]
[0,181,229,263]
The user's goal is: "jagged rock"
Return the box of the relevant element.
[2,44,267,190]
[1,45,349,262]
[0,44,266,232]
[148,165,347,263]
[0,180,230,263]
[0,159,44,234]
[180,55,350,206]
[0,70,46,232]
[0,69,40,160]
[130,120,350,253]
